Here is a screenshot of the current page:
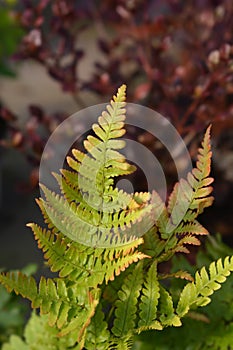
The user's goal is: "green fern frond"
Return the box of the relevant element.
[66,84,135,202]
[151,191,169,239]
[141,227,166,258]
[0,272,72,327]
[85,304,110,350]
[177,256,233,317]
[0,271,99,337]
[159,286,181,327]
[0,272,37,301]
[40,179,152,248]
[37,84,154,248]
[27,223,148,287]
[170,126,213,214]
[137,262,161,331]
[27,223,94,281]
[112,263,143,337]
[57,292,98,341]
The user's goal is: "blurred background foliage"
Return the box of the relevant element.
[0,264,37,346]
[0,0,233,346]
[0,1,24,77]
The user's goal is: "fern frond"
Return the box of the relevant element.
[159,286,181,327]
[85,304,110,350]
[37,85,154,248]
[151,191,169,239]
[57,292,98,341]
[112,263,143,337]
[175,220,208,236]
[177,256,233,317]
[40,169,152,249]
[0,272,71,327]
[159,270,194,282]
[70,84,135,199]
[137,262,161,331]
[168,125,213,228]
[27,223,148,287]
[149,126,214,259]
[0,271,99,337]
[168,126,213,225]
[141,227,166,258]
[27,223,94,281]
[0,271,37,300]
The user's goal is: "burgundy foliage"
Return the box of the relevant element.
[1,0,233,198]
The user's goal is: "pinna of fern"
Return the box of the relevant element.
[1,84,233,350]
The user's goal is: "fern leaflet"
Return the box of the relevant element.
[177,256,233,317]
[137,261,161,332]
[159,286,181,327]
[112,263,143,337]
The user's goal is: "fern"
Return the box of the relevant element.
[158,286,181,327]
[177,256,233,317]
[2,312,79,350]
[168,125,213,227]
[84,304,110,350]
[38,84,151,248]
[28,223,147,287]
[137,262,161,332]
[0,271,100,338]
[1,85,233,350]
[147,125,214,263]
[112,262,143,338]
[134,236,233,350]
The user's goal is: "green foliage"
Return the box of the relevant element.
[85,304,110,350]
[1,85,233,349]
[38,84,151,248]
[0,5,23,76]
[29,223,146,287]
[138,262,160,331]
[133,235,233,350]
[112,262,143,338]
[0,285,25,346]
[177,256,233,317]
[2,312,80,350]
[0,264,37,346]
